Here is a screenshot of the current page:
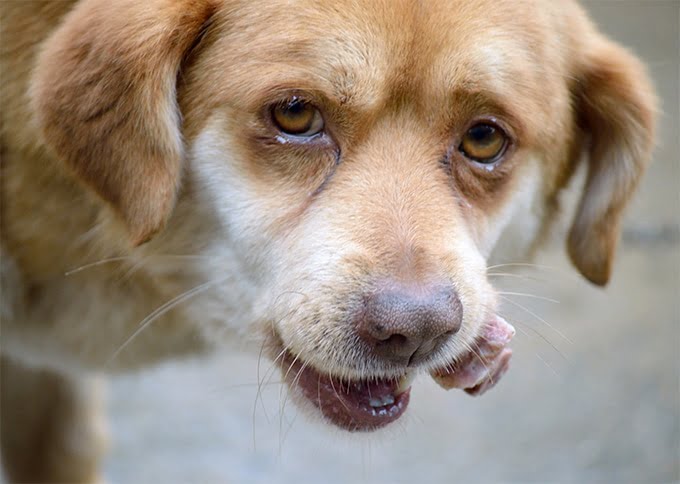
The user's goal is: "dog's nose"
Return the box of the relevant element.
[357,283,463,366]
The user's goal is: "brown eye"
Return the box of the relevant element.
[272,97,324,137]
[459,123,508,163]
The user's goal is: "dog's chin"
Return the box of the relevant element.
[279,350,415,432]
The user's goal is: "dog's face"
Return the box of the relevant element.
[31,0,655,431]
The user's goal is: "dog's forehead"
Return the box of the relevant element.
[210,0,558,114]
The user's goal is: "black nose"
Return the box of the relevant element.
[357,283,463,366]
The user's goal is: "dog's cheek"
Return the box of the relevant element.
[265,227,364,369]
[186,115,327,253]
[483,158,548,262]
[184,118,347,346]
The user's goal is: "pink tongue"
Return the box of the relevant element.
[431,315,515,396]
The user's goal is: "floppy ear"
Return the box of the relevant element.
[31,0,215,245]
[567,37,656,286]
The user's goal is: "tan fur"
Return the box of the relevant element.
[567,38,657,285]
[0,0,655,481]
[1,357,107,484]
[31,0,217,245]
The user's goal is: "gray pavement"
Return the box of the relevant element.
[106,2,679,483]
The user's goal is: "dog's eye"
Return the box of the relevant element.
[272,98,324,137]
[459,123,508,163]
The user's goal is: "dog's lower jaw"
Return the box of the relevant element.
[280,350,414,432]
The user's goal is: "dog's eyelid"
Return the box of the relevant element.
[463,115,514,138]
[249,84,334,112]
[449,88,525,139]
[454,116,515,166]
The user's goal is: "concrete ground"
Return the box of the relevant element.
[105,2,679,483]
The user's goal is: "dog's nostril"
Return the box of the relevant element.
[376,333,407,345]
[357,283,463,366]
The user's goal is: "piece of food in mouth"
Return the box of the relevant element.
[431,315,516,396]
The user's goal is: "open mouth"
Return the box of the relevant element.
[281,352,414,432]
[278,314,515,431]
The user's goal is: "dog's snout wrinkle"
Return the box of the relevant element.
[358,283,463,367]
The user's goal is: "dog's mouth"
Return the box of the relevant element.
[281,352,414,432]
[277,314,515,431]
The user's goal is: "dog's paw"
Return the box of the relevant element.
[431,315,515,396]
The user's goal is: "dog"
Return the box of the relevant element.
[0,0,656,481]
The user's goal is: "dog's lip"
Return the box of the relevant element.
[430,314,516,394]
[281,352,413,432]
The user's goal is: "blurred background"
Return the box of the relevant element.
[105,2,679,483]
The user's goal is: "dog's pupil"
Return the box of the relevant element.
[286,100,306,117]
[469,124,496,145]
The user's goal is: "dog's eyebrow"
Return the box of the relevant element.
[229,61,382,116]
[448,88,527,139]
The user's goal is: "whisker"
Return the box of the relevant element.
[329,376,354,418]
[276,357,305,458]
[220,381,284,389]
[535,352,561,377]
[280,405,300,448]
[65,256,131,275]
[278,355,303,452]
[106,277,228,365]
[497,291,560,304]
[498,295,573,345]
[255,345,290,427]
[291,360,309,390]
[486,262,560,272]
[487,262,579,284]
[487,272,551,283]
[65,254,215,276]
[462,340,492,378]
[277,358,310,447]
[502,313,569,361]
[254,341,269,420]
[253,340,268,451]
[283,352,301,381]
[118,257,149,283]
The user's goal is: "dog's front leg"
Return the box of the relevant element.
[0,356,107,484]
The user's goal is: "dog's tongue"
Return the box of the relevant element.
[431,315,515,396]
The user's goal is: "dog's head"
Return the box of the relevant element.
[32,0,655,430]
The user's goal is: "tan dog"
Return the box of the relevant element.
[0,0,655,482]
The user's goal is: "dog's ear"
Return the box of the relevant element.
[567,36,656,286]
[31,0,215,245]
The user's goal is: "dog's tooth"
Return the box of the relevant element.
[381,394,395,406]
[369,397,384,408]
[395,372,415,395]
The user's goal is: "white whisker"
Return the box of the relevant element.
[502,313,569,361]
[497,291,560,304]
[65,254,215,276]
[65,257,131,275]
[535,352,561,377]
[106,277,228,365]
[486,262,559,272]
[498,295,573,345]
[487,272,551,283]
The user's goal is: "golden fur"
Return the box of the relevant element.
[0,0,655,481]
